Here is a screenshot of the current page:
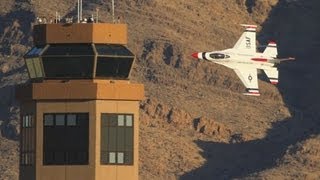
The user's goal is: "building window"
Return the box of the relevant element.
[101,114,134,165]
[25,57,44,79]
[21,115,35,166]
[96,57,134,79]
[43,113,89,165]
[41,43,95,79]
[42,56,94,79]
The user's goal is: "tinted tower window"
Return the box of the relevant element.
[101,114,134,165]
[43,113,89,165]
[42,44,95,79]
[96,57,133,78]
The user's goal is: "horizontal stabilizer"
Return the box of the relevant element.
[264,68,279,85]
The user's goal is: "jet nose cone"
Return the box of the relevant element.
[191,52,199,59]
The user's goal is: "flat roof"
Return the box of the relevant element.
[33,23,128,45]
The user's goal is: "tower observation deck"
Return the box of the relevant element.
[16,21,144,180]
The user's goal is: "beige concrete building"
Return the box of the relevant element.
[17,22,144,180]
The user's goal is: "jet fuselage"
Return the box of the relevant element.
[191,24,293,96]
[193,49,275,71]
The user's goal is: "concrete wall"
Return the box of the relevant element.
[36,101,96,180]
[20,100,140,180]
[95,100,139,180]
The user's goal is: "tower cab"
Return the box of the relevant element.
[17,22,144,180]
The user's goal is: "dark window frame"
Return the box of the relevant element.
[95,56,134,79]
[21,114,36,166]
[24,45,46,58]
[42,56,95,79]
[43,44,95,56]
[95,44,134,57]
[43,113,89,166]
[101,113,134,166]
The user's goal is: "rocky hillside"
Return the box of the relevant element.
[1,0,320,179]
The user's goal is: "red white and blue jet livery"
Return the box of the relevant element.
[191,24,294,96]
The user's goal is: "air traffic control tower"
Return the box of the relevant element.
[16,22,144,180]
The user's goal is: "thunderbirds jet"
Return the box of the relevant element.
[191,24,294,96]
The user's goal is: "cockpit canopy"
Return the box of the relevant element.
[209,53,230,59]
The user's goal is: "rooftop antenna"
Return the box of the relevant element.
[112,0,115,23]
[77,0,80,23]
[79,0,82,20]
[55,11,60,23]
[96,8,99,23]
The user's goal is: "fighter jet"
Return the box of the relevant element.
[191,24,294,96]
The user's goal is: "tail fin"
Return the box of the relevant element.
[264,68,279,85]
[233,24,257,54]
[263,41,278,58]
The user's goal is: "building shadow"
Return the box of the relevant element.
[0,1,34,140]
[181,112,319,179]
[0,85,20,140]
[0,59,27,140]
[0,2,35,55]
[181,1,320,179]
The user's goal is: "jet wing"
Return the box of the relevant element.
[233,68,260,96]
[233,25,257,54]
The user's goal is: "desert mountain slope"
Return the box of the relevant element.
[0,0,320,179]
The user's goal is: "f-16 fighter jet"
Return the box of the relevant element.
[191,24,294,96]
